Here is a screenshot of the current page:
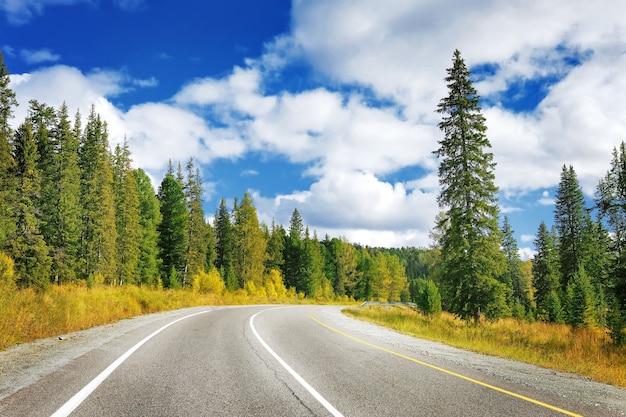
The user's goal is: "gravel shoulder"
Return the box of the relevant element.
[2,305,625,416]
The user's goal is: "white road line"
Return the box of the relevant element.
[249,309,345,417]
[50,309,212,417]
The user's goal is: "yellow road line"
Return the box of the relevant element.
[309,312,583,417]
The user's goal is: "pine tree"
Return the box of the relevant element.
[50,105,82,283]
[183,159,208,284]
[232,192,266,288]
[283,208,305,293]
[596,141,626,309]
[214,198,236,290]
[532,222,563,322]
[157,173,188,287]
[78,107,118,283]
[566,266,596,328]
[0,51,17,248]
[10,121,52,288]
[134,168,161,286]
[554,165,587,290]
[502,216,530,315]
[112,140,141,285]
[265,220,285,273]
[302,230,326,297]
[434,49,507,322]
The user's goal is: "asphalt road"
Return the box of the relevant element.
[0,305,624,416]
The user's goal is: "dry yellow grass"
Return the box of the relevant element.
[344,305,626,388]
[0,282,314,350]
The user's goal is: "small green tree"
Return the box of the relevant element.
[416,279,442,316]
[134,168,161,286]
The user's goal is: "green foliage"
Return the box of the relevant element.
[112,141,141,285]
[214,198,236,290]
[434,50,506,322]
[566,266,596,328]
[134,168,161,286]
[232,192,266,288]
[0,52,17,248]
[0,251,15,289]
[414,279,442,316]
[183,159,209,283]
[157,173,188,287]
[78,107,118,283]
[532,222,562,322]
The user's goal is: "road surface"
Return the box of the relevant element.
[0,305,624,416]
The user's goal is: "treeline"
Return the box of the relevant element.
[0,53,416,303]
[429,49,625,344]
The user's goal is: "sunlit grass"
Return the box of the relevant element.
[343,305,626,388]
[0,282,335,350]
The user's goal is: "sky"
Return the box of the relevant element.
[2,0,626,256]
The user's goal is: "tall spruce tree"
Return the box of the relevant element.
[232,192,266,288]
[183,159,209,284]
[10,121,52,288]
[112,140,141,285]
[434,49,507,322]
[554,165,588,290]
[0,51,17,248]
[283,208,305,293]
[214,198,236,290]
[78,107,118,283]
[134,168,161,286]
[596,141,626,308]
[157,172,188,287]
[50,105,82,283]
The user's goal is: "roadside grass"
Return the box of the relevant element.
[0,282,332,351]
[343,305,626,388]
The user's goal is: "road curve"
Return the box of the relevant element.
[0,305,624,416]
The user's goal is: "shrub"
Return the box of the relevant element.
[192,269,225,294]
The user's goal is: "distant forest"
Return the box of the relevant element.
[0,51,624,343]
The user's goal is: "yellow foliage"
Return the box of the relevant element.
[192,269,225,294]
[0,252,15,288]
[245,280,267,298]
[264,269,287,299]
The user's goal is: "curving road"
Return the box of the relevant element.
[0,305,624,416]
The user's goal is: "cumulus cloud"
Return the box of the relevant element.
[7,0,626,247]
[0,0,91,25]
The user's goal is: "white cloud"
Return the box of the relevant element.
[0,0,91,24]
[520,234,535,243]
[538,191,555,206]
[20,48,61,64]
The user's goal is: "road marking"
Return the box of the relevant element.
[249,309,345,417]
[50,309,212,417]
[309,312,583,417]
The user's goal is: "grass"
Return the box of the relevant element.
[343,305,626,388]
[0,282,328,351]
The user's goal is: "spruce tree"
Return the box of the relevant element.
[554,164,587,290]
[264,220,285,273]
[134,168,161,286]
[0,51,17,248]
[502,216,530,315]
[434,49,507,322]
[214,198,236,290]
[232,192,266,288]
[596,141,626,309]
[183,159,209,284]
[157,173,188,287]
[532,222,562,322]
[10,122,52,288]
[51,105,82,283]
[112,140,141,285]
[283,208,305,293]
[78,108,118,283]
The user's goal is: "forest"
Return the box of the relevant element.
[0,51,624,344]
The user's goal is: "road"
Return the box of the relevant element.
[0,305,624,416]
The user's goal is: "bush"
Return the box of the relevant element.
[192,269,225,294]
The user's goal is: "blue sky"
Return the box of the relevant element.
[2,0,626,254]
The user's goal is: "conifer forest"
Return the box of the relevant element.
[0,50,624,344]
